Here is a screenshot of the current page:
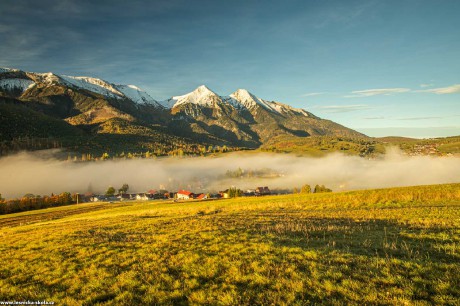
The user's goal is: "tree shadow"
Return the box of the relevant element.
[215,213,459,264]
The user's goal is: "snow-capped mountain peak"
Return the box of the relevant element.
[230,89,258,105]
[0,68,313,117]
[173,85,218,101]
[230,88,277,112]
[160,85,221,109]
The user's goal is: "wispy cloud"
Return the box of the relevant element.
[418,84,460,94]
[315,104,371,113]
[346,88,410,98]
[396,116,442,121]
[420,84,433,88]
[364,116,385,120]
[301,92,325,97]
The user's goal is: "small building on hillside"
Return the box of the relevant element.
[244,190,255,197]
[136,193,154,201]
[90,195,106,202]
[255,186,271,196]
[83,192,95,202]
[177,190,194,200]
[117,193,131,201]
[219,189,230,199]
[196,193,208,200]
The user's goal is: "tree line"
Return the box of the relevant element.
[293,184,332,194]
[0,192,81,215]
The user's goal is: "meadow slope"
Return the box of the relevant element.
[1,184,460,305]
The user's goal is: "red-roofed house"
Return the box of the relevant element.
[196,193,208,200]
[177,190,194,200]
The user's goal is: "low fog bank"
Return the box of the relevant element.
[1,150,459,198]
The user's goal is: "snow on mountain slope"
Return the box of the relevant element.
[60,75,124,99]
[0,78,35,92]
[229,89,277,112]
[115,84,162,107]
[270,101,311,117]
[229,89,310,116]
[221,95,244,109]
[1,67,314,117]
[159,86,312,117]
[0,67,19,73]
[160,85,221,108]
[30,72,62,85]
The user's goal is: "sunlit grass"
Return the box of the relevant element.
[1,183,459,305]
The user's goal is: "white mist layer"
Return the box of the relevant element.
[0,150,459,198]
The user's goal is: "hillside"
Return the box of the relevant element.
[260,135,386,157]
[378,136,460,156]
[0,68,365,156]
[1,183,459,304]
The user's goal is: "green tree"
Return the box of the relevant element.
[293,187,299,194]
[301,184,312,194]
[314,184,332,193]
[106,186,116,197]
[228,187,243,198]
[119,184,129,194]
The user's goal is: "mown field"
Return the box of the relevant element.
[1,184,460,305]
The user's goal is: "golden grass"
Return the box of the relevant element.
[1,183,459,305]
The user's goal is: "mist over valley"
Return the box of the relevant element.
[1,149,459,199]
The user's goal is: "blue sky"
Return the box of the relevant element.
[1,0,459,138]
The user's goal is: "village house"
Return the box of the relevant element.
[244,190,255,197]
[219,189,230,199]
[176,190,194,200]
[91,195,118,202]
[136,193,153,201]
[117,193,132,201]
[255,187,271,196]
[196,193,208,200]
[90,195,106,202]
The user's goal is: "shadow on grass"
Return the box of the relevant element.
[212,214,459,264]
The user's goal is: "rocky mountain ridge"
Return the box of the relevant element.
[0,67,366,154]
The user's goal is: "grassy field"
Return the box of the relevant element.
[1,184,460,305]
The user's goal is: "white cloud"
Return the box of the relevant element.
[420,84,433,88]
[315,104,371,113]
[418,84,460,94]
[396,116,442,121]
[301,92,325,97]
[346,88,410,98]
[364,116,385,120]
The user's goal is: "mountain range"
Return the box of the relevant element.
[0,67,365,155]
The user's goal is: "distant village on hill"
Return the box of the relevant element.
[89,186,274,203]
[0,183,332,215]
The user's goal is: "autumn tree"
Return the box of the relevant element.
[301,184,312,194]
[314,184,332,193]
[106,186,116,197]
